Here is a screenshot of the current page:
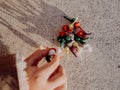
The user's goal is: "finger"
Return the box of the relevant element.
[37,55,61,79]
[25,49,41,66]
[48,65,63,81]
[25,48,49,66]
[54,83,67,90]
[48,65,66,89]
[26,66,38,79]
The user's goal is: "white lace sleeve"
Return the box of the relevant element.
[16,50,29,90]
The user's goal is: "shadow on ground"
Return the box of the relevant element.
[0,0,68,48]
[0,40,9,55]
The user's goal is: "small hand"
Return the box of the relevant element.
[25,49,67,90]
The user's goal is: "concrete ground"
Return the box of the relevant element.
[0,0,120,90]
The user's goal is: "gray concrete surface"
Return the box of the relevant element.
[0,0,120,90]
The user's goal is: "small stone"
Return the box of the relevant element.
[118,65,120,68]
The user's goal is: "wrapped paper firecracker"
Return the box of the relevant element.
[57,16,92,57]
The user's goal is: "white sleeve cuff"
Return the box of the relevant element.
[16,51,29,90]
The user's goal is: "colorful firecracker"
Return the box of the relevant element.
[36,48,57,68]
[46,48,56,62]
[57,16,92,57]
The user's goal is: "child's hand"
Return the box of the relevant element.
[25,49,67,90]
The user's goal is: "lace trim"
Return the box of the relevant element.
[16,50,29,90]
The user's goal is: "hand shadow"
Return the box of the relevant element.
[0,0,69,48]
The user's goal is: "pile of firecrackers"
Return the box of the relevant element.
[57,16,92,57]
[38,16,92,64]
